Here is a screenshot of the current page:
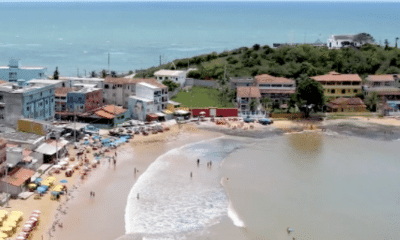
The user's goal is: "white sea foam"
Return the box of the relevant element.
[125,136,239,237]
[228,202,245,228]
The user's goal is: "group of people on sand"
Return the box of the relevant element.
[191,159,212,178]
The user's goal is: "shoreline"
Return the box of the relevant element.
[8,116,400,240]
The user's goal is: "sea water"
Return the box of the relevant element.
[0,2,399,76]
[121,132,400,239]
[124,137,247,239]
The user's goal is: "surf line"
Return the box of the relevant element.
[125,135,226,233]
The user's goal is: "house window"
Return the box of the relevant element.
[27,107,30,111]
[331,89,335,94]
[105,84,109,89]
[40,92,43,97]
[354,89,358,93]
[342,89,346,94]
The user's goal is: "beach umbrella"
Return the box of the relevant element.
[34,178,42,184]
[33,210,41,214]
[3,221,16,228]
[53,165,62,169]
[16,236,26,240]
[60,179,68,183]
[0,226,13,232]
[29,217,38,222]
[0,232,8,238]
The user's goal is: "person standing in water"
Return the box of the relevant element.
[190,172,193,178]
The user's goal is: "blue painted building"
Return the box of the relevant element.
[0,82,56,127]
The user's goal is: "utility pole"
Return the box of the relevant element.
[74,109,76,143]
[108,53,110,75]
[77,68,79,77]
[159,55,161,67]
[84,69,86,78]
[5,165,9,208]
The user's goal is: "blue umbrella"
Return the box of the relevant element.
[60,180,68,183]
[34,178,42,184]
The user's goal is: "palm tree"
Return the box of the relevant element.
[396,37,399,48]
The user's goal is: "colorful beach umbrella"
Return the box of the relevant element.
[0,232,8,238]
[60,179,68,183]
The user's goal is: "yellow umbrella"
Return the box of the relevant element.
[10,211,23,216]
[0,232,7,238]
[2,221,16,228]
[0,211,7,216]
[52,185,64,192]
[0,226,12,232]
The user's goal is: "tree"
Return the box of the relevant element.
[187,70,201,79]
[53,67,59,80]
[354,33,375,45]
[111,71,117,78]
[253,44,260,51]
[287,94,297,113]
[260,97,272,110]
[366,91,379,112]
[101,69,107,78]
[295,78,325,117]
[162,80,180,92]
[355,92,365,100]
[396,37,399,48]
[384,39,390,50]
[91,71,97,78]
[249,98,259,111]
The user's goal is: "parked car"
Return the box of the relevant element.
[243,116,255,123]
[258,118,273,125]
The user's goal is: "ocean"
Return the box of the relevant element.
[121,132,400,239]
[0,2,399,76]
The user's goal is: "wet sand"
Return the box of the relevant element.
[52,124,222,240]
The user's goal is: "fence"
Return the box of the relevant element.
[191,108,238,117]
[270,112,305,119]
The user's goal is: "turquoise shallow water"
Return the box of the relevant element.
[0,2,399,76]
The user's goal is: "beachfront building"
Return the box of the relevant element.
[136,82,165,112]
[326,97,367,112]
[0,81,57,127]
[229,77,256,90]
[128,96,155,121]
[78,105,128,128]
[254,74,296,107]
[363,75,400,115]
[0,167,35,197]
[310,71,362,100]
[236,86,261,111]
[103,77,168,109]
[154,70,187,87]
[327,35,362,49]
[0,59,46,82]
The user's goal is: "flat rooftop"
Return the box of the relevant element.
[59,77,104,82]
[0,132,44,144]
[129,96,154,102]
[138,82,160,89]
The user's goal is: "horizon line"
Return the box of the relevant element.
[1,0,400,2]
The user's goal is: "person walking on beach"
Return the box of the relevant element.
[210,161,212,168]
[197,159,200,167]
[90,191,92,198]
[137,193,139,200]
[190,172,193,178]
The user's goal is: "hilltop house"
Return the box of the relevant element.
[236,86,261,111]
[327,35,362,49]
[229,77,256,90]
[310,71,362,100]
[154,70,186,87]
[364,75,400,115]
[326,97,366,112]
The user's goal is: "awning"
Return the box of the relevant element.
[174,110,190,115]
[146,113,158,119]
[167,100,181,106]
[156,112,166,117]
[162,110,174,115]
[35,139,68,155]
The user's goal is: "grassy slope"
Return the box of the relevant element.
[171,86,234,108]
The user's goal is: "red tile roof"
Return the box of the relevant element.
[55,87,77,97]
[311,72,361,82]
[237,86,261,98]
[255,74,295,84]
[2,168,35,187]
[366,75,395,82]
[259,89,295,94]
[327,97,366,108]
[102,105,126,115]
[94,110,115,119]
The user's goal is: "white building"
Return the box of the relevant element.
[58,77,104,89]
[136,82,165,112]
[0,59,46,82]
[154,70,186,87]
[128,96,155,121]
[327,35,362,49]
[103,77,168,109]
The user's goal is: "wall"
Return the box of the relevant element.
[185,78,218,88]
[22,85,56,121]
[85,89,103,111]
[67,92,86,112]
[191,108,238,117]
[17,119,48,136]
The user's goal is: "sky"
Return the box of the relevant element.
[1,0,399,2]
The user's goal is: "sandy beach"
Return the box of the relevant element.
[4,115,400,240]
